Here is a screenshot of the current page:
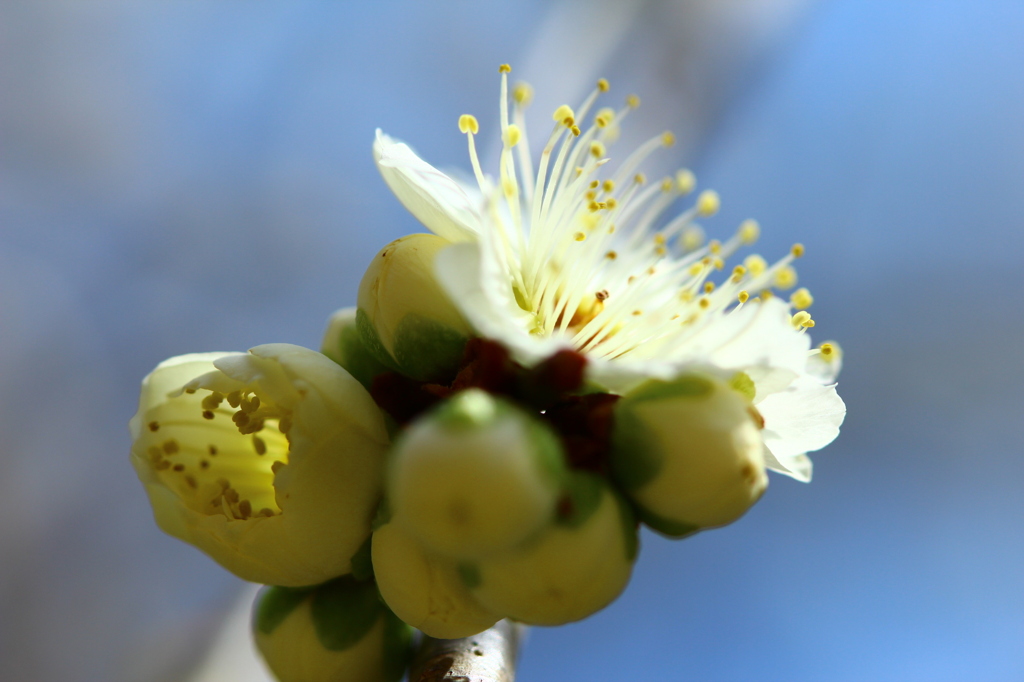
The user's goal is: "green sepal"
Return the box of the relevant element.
[309,575,383,651]
[457,562,482,589]
[626,375,713,403]
[609,404,662,490]
[391,313,468,383]
[635,504,701,539]
[329,313,392,390]
[555,471,604,529]
[350,535,374,582]
[371,496,392,530]
[611,489,640,562]
[356,308,401,373]
[380,609,414,682]
[254,585,314,635]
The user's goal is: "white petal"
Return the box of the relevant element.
[374,130,481,243]
[707,298,810,376]
[758,378,846,481]
[761,446,814,483]
[434,242,563,365]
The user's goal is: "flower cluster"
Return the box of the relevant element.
[131,65,845,682]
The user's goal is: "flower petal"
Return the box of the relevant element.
[374,130,481,243]
[434,241,563,364]
[758,378,847,482]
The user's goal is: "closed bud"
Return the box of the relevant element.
[465,472,638,626]
[371,521,500,639]
[321,306,392,390]
[129,344,389,586]
[357,234,473,382]
[253,576,412,682]
[611,374,767,536]
[388,389,567,560]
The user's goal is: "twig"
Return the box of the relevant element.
[408,620,525,682]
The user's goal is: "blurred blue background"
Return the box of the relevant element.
[1,1,1022,681]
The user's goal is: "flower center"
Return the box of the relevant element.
[458,65,820,361]
[144,387,290,520]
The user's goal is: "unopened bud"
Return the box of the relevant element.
[611,374,767,535]
[253,576,412,682]
[465,472,638,626]
[371,521,500,639]
[388,389,567,559]
[357,233,473,382]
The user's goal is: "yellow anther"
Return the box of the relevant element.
[586,190,597,201]
[791,243,806,258]
[790,287,814,310]
[774,266,798,290]
[676,169,696,195]
[571,125,581,136]
[502,178,516,198]
[575,167,583,177]
[661,131,676,147]
[458,114,479,134]
[605,197,617,209]
[655,245,667,256]
[597,78,610,92]
[805,319,816,328]
[553,104,575,124]
[626,94,640,108]
[512,81,534,106]
[597,202,608,210]
[699,297,711,309]
[654,233,666,245]
[590,180,600,189]
[704,281,715,293]
[574,231,586,242]
[791,311,812,328]
[688,263,703,276]
[744,254,767,276]
[733,265,747,277]
[819,342,837,358]
[712,257,725,270]
[660,177,673,193]
[590,141,606,158]
[739,219,760,244]
[634,173,646,185]
[595,114,609,128]
[709,239,722,255]
[738,290,750,303]
[597,107,616,124]
[632,310,643,316]
[680,289,695,302]
[503,124,521,148]
[761,289,774,301]
[606,250,618,260]
[697,189,720,217]
[682,227,704,251]
[602,180,615,193]
[588,201,600,212]
[499,64,512,73]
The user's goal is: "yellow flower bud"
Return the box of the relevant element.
[321,306,391,390]
[129,344,389,586]
[357,233,473,382]
[388,390,567,560]
[371,521,500,639]
[253,576,412,682]
[465,472,638,626]
[611,375,767,535]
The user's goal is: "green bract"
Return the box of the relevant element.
[357,233,472,382]
[387,389,568,560]
[253,576,412,682]
[611,374,768,535]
